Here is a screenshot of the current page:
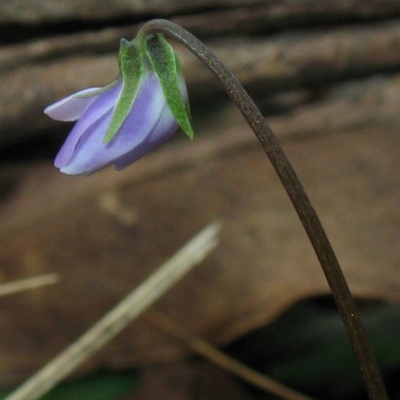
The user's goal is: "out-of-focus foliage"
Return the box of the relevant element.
[0,371,138,400]
[229,299,400,399]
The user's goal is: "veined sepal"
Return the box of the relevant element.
[103,38,145,143]
[142,33,194,139]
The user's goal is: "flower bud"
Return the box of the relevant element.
[45,34,192,175]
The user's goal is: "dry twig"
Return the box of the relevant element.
[0,274,58,297]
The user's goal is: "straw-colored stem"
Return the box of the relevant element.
[0,274,58,297]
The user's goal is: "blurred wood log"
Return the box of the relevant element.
[1,20,400,146]
[172,1,400,36]
[1,0,398,24]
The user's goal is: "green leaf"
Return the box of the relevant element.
[103,39,144,143]
[0,371,138,400]
[144,34,194,139]
[232,300,400,399]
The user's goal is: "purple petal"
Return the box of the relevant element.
[54,81,122,168]
[44,87,101,121]
[112,74,189,170]
[59,109,114,174]
[59,73,166,175]
[112,103,178,170]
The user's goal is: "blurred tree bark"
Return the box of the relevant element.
[0,1,400,144]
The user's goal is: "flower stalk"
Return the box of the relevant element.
[137,19,388,400]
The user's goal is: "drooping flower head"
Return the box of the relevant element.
[45,33,193,175]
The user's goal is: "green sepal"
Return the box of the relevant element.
[143,34,194,139]
[103,38,144,143]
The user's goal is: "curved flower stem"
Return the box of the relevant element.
[138,19,388,400]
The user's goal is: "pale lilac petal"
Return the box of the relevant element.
[178,75,189,105]
[112,103,178,170]
[59,110,113,174]
[54,81,122,168]
[59,73,165,175]
[112,74,189,170]
[44,87,101,121]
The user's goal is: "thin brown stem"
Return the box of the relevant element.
[138,19,388,400]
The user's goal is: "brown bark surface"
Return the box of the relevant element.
[1,0,398,23]
[1,20,400,145]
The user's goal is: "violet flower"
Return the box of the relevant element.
[45,35,193,175]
